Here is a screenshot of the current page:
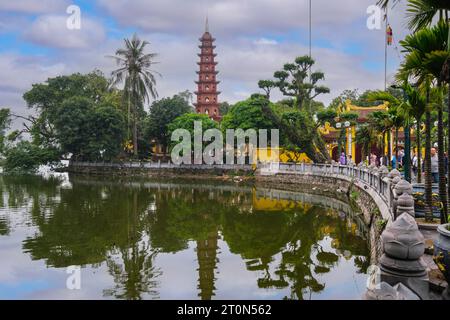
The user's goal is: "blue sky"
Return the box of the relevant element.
[0,0,410,128]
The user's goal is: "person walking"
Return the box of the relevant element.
[347,155,355,166]
[391,154,397,169]
[339,152,347,165]
[370,153,378,167]
[412,152,418,176]
[431,147,439,184]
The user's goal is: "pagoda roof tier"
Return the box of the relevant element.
[196,71,219,75]
[199,45,216,49]
[197,62,218,66]
[199,37,216,42]
[194,91,221,96]
[195,81,221,85]
[193,103,220,108]
[198,53,218,58]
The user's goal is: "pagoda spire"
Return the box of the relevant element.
[194,18,221,122]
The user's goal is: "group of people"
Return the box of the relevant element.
[339,147,449,184]
[412,147,449,183]
[339,152,355,166]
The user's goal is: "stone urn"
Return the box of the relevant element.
[434,223,450,298]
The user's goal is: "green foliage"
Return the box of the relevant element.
[272,55,330,111]
[350,191,360,202]
[168,113,219,150]
[53,97,126,161]
[221,95,276,132]
[328,89,359,110]
[144,94,193,149]
[258,80,276,99]
[0,108,11,154]
[21,72,127,163]
[3,141,60,173]
[280,110,318,155]
[23,71,121,147]
[219,102,231,116]
[339,112,359,123]
[316,109,338,126]
[328,89,391,109]
[356,125,378,160]
[376,219,388,232]
[109,34,160,156]
[399,20,449,82]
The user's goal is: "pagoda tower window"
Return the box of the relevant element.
[205,97,210,102]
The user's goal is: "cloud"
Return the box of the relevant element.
[0,0,70,14]
[97,0,373,37]
[24,15,106,49]
[0,0,412,133]
[253,38,278,46]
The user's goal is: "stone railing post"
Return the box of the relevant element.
[378,213,429,299]
[394,179,415,219]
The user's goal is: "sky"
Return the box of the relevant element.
[0,0,411,129]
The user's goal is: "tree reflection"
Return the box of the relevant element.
[7,175,161,300]
[222,203,368,300]
[0,175,369,300]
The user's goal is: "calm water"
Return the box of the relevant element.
[0,174,370,300]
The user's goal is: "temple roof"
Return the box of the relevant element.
[344,99,389,121]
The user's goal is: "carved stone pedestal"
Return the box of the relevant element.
[379,213,429,299]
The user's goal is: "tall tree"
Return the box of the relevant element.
[273,56,330,112]
[0,108,11,155]
[398,84,427,182]
[441,56,450,216]
[144,94,193,153]
[398,21,449,223]
[258,80,276,100]
[23,71,115,148]
[110,34,160,157]
[356,125,378,163]
[368,110,396,166]
[377,0,449,32]
[367,91,404,165]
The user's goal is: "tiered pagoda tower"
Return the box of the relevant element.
[194,18,221,122]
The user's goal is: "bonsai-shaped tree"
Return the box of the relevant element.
[273,56,330,113]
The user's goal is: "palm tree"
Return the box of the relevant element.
[441,56,450,214]
[110,34,159,157]
[399,21,450,223]
[397,83,427,182]
[377,0,449,32]
[368,111,394,165]
[407,0,450,31]
[389,104,405,169]
[355,125,378,163]
[367,91,405,167]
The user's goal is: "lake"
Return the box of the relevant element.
[0,174,370,300]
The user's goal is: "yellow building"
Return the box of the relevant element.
[321,100,389,164]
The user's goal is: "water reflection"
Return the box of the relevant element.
[0,175,369,300]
